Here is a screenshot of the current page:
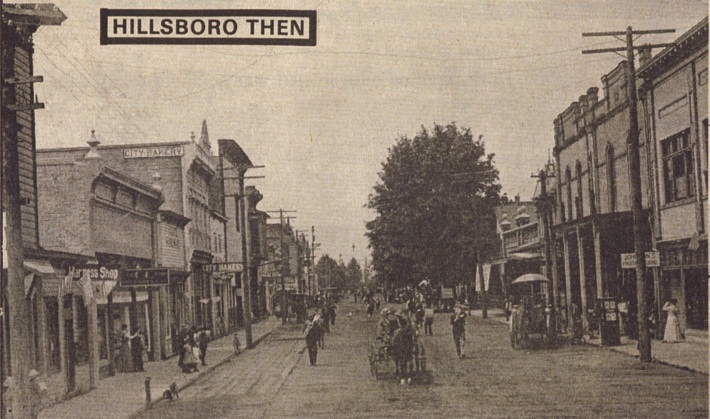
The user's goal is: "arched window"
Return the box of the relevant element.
[575,161,583,218]
[606,144,616,212]
[565,166,572,221]
[588,153,596,215]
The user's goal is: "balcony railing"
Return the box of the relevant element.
[502,221,540,252]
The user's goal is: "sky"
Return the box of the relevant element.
[25,0,708,267]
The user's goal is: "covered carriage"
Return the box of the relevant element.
[509,274,557,349]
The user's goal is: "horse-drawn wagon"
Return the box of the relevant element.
[509,274,557,349]
[368,322,426,381]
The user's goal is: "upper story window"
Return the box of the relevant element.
[662,129,694,204]
[606,144,616,212]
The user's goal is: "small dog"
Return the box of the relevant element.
[163,380,179,401]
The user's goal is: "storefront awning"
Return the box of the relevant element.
[508,252,542,261]
[24,259,55,276]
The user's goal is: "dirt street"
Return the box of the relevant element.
[139,300,708,418]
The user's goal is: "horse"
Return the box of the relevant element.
[390,317,415,384]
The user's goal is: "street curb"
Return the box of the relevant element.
[592,343,709,376]
[477,314,707,375]
[127,326,279,419]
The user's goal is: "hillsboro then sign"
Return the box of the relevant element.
[100,9,317,46]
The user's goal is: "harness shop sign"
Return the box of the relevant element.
[72,266,121,280]
[620,252,660,269]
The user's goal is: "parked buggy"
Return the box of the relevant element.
[509,274,557,349]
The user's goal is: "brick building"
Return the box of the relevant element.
[37,141,163,391]
[552,60,654,330]
[492,196,544,302]
[37,121,232,352]
[638,18,708,332]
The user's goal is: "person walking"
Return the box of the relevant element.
[328,302,337,326]
[198,328,210,366]
[131,329,145,372]
[662,298,682,343]
[366,299,375,318]
[304,315,323,366]
[118,324,137,372]
[451,309,467,358]
[186,336,200,373]
[321,306,331,333]
[424,304,434,336]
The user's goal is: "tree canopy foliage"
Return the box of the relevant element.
[315,255,362,290]
[366,123,501,290]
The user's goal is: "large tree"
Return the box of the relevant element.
[345,257,363,289]
[315,254,345,290]
[366,123,501,291]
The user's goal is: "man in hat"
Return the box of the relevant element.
[451,309,467,358]
[376,309,392,343]
[304,314,323,366]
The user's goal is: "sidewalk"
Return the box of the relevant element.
[39,316,283,419]
[470,308,709,375]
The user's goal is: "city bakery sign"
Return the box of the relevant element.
[124,145,184,159]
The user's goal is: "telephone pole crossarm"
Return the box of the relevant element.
[582,43,675,54]
[582,29,676,37]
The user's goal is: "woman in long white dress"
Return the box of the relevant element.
[662,299,682,343]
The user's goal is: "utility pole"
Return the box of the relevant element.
[583,27,675,363]
[266,210,296,324]
[310,226,315,295]
[532,167,555,306]
[237,169,253,348]
[3,12,34,417]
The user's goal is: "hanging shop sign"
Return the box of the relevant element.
[121,269,170,287]
[72,266,121,281]
[620,252,660,269]
[202,262,243,273]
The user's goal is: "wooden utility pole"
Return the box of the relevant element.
[3,15,35,418]
[532,168,555,306]
[583,27,675,363]
[237,169,253,348]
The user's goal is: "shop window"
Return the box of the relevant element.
[662,129,694,203]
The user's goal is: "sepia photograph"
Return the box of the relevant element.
[0,1,708,417]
